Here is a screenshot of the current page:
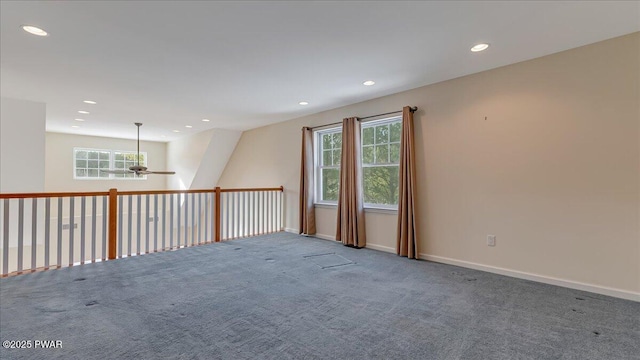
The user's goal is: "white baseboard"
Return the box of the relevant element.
[284,228,299,234]
[420,253,640,302]
[365,243,395,254]
[283,228,638,301]
[313,233,335,241]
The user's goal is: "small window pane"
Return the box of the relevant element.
[390,122,401,143]
[332,133,342,149]
[88,169,99,177]
[114,153,124,161]
[375,125,389,144]
[88,151,99,160]
[76,159,87,168]
[88,160,99,168]
[76,151,87,160]
[99,152,110,160]
[99,170,110,178]
[362,146,374,164]
[322,133,332,149]
[323,150,332,166]
[390,143,400,163]
[363,166,399,205]
[362,127,374,145]
[333,149,341,166]
[99,160,110,169]
[322,168,339,202]
[376,145,389,163]
[76,169,86,177]
[115,161,124,169]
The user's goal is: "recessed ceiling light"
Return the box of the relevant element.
[74,118,85,122]
[299,101,309,106]
[471,43,489,52]
[202,119,210,122]
[83,100,97,105]
[363,80,375,86]
[172,130,180,133]
[78,110,89,114]
[185,125,192,128]
[22,25,48,37]
[71,125,80,128]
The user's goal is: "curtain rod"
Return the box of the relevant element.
[305,106,417,130]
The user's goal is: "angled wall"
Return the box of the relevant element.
[166,128,241,190]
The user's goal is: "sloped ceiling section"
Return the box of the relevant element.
[166,129,241,190]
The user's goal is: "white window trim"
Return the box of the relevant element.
[361,116,402,208]
[73,147,148,180]
[314,127,341,205]
[313,115,402,209]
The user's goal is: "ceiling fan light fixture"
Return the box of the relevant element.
[101,123,175,176]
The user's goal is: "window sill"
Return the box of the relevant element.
[364,206,397,215]
[314,203,397,214]
[314,203,337,209]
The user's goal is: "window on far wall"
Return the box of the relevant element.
[74,148,147,180]
[313,116,401,208]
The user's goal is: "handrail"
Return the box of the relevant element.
[220,186,284,193]
[0,186,285,199]
[0,191,110,199]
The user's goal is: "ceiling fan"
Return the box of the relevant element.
[101,123,175,176]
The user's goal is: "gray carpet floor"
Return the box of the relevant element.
[1,232,638,360]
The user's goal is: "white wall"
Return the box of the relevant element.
[45,132,168,192]
[0,97,46,193]
[166,128,241,190]
[218,33,640,300]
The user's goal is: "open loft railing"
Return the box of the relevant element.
[0,186,284,277]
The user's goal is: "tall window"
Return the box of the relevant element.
[74,148,147,180]
[361,117,401,207]
[315,128,342,203]
[313,116,401,208]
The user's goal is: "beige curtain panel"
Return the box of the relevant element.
[336,117,366,248]
[397,106,419,258]
[299,127,316,235]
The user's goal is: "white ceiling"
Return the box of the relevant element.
[1,1,638,142]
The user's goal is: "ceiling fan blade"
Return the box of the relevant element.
[145,171,176,175]
[100,169,134,174]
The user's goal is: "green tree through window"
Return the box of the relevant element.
[362,119,401,206]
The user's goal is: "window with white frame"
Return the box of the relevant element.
[361,117,401,207]
[313,116,401,208]
[74,148,147,180]
[315,128,342,203]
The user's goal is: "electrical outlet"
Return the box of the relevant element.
[62,224,78,230]
[487,235,496,247]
